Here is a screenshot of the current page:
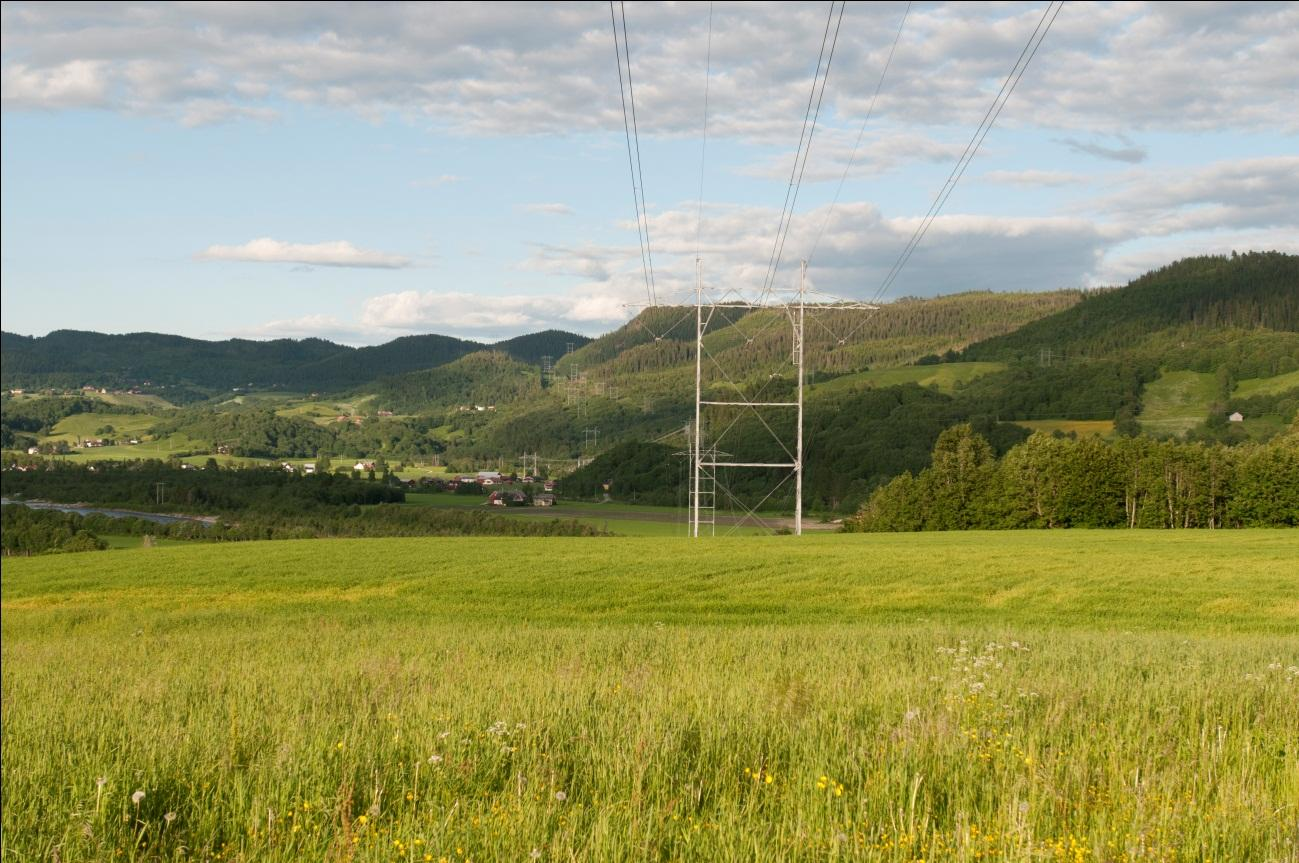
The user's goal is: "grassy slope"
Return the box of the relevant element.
[1235,368,1299,397]
[811,362,1006,396]
[1013,419,1114,437]
[1137,367,1299,439]
[46,412,158,442]
[1138,370,1218,436]
[3,533,1297,861]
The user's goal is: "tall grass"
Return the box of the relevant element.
[3,532,1297,861]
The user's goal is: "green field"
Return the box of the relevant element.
[1013,419,1114,438]
[3,532,1297,862]
[1234,368,1299,398]
[813,362,1006,396]
[46,411,159,444]
[1138,370,1218,437]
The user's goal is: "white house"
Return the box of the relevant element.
[303,463,316,474]
[1228,411,1244,423]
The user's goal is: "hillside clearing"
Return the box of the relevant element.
[1012,419,1114,437]
[1138,370,1218,436]
[812,362,1006,396]
[1235,368,1299,398]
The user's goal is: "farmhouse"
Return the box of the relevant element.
[302,463,316,474]
[534,493,557,507]
[354,461,377,472]
[488,490,528,506]
[1228,411,1244,422]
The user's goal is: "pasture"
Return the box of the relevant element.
[1138,371,1217,437]
[812,362,1006,396]
[1234,369,1299,398]
[2,532,1297,862]
[1011,419,1114,438]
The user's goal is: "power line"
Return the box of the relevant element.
[766,1,845,298]
[872,0,1064,304]
[620,1,658,305]
[610,1,656,305]
[695,2,714,264]
[759,1,845,301]
[807,1,911,265]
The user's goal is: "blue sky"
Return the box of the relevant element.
[2,1,1297,344]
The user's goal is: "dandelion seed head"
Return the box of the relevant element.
[131,790,145,805]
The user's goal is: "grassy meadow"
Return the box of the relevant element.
[1010,420,1115,438]
[3,532,1297,862]
[812,362,1006,396]
[1137,371,1218,437]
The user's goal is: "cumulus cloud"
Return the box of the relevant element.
[1088,156,1299,237]
[519,203,575,216]
[238,314,364,343]
[1,59,109,107]
[2,2,1295,137]
[180,99,278,127]
[196,237,412,269]
[981,169,1088,187]
[1056,135,1147,163]
[359,288,631,337]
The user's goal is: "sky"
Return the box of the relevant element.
[2,1,1297,345]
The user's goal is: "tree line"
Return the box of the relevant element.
[845,421,1299,532]
[0,500,604,555]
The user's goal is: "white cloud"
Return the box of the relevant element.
[238,314,364,343]
[1055,135,1147,164]
[180,99,278,128]
[359,288,631,337]
[1088,156,1299,237]
[196,237,412,269]
[981,169,1088,187]
[2,2,1295,136]
[1,59,109,107]
[519,202,574,216]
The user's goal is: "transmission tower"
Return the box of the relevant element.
[682,259,875,537]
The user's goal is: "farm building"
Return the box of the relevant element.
[1228,411,1244,422]
[488,490,528,506]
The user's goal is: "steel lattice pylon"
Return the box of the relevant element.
[686,259,876,537]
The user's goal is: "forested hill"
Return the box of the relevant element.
[963,251,1299,362]
[0,328,591,395]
